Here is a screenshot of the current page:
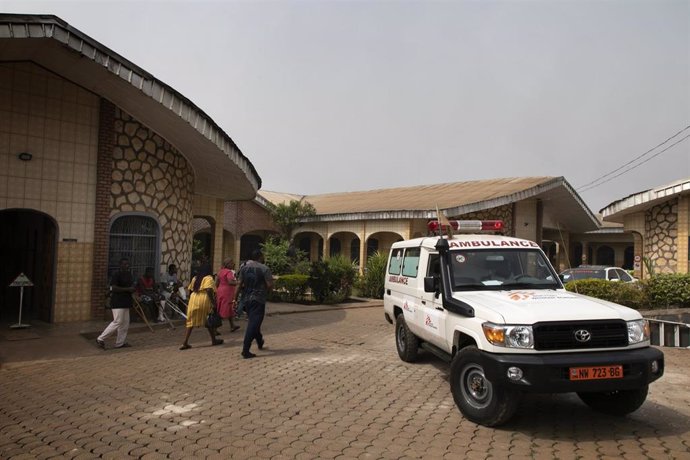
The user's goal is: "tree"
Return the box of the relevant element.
[269,199,316,241]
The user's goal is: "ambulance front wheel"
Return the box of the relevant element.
[395,314,419,362]
[450,346,521,427]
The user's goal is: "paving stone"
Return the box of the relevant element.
[0,309,689,459]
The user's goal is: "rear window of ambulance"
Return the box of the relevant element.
[389,248,404,274]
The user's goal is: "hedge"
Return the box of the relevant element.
[564,273,690,310]
[269,274,309,303]
[644,274,690,308]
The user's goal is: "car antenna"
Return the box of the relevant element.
[436,205,453,239]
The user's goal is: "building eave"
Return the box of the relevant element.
[600,178,690,223]
[0,14,261,200]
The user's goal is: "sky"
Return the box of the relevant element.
[2,0,689,212]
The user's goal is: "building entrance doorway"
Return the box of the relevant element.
[0,209,57,323]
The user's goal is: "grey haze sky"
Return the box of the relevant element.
[3,0,689,213]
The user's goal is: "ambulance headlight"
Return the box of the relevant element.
[482,323,534,349]
[627,319,650,344]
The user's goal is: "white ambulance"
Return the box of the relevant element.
[383,220,664,426]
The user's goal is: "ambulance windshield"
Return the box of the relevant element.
[450,249,560,291]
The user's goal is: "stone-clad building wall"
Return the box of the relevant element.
[645,198,678,274]
[111,109,195,278]
[457,204,514,236]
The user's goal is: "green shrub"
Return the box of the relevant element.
[309,256,358,304]
[271,274,310,303]
[261,238,308,275]
[644,273,690,308]
[564,279,648,310]
[357,251,388,299]
[292,259,312,276]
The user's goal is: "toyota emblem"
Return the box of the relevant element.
[574,329,592,342]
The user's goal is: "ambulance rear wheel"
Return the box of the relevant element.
[395,314,419,362]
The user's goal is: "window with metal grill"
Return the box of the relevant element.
[108,215,159,281]
[533,320,628,350]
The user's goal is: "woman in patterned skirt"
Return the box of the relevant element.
[179,264,223,350]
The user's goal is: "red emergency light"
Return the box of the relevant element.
[427,220,504,233]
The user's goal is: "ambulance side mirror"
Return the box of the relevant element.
[424,276,438,293]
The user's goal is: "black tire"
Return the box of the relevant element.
[395,314,419,362]
[577,386,648,416]
[450,346,521,427]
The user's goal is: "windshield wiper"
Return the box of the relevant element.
[454,283,487,291]
[500,282,559,290]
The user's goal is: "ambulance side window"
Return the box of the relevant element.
[389,249,404,275]
[427,254,441,278]
[402,248,421,277]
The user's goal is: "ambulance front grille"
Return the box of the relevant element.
[533,320,628,350]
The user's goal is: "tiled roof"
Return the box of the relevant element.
[298,177,554,214]
[261,177,559,215]
[258,176,600,232]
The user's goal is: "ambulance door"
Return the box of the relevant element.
[417,253,447,348]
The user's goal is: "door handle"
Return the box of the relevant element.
[421,300,426,305]
[435,307,444,311]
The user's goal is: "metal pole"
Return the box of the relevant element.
[18,286,23,326]
[10,286,31,329]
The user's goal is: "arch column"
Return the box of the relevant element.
[323,238,330,260]
[91,98,116,319]
[679,195,689,274]
[632,232,644,278]
[234,237,242,264]
[358,230,366,274]
[581,242,590,265]
[211,201,224,271]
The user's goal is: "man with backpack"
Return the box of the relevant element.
[233,249,273,359]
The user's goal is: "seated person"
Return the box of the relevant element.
[485,258,513,282]
[160,264,186,316]
[160,264,181,293]
[136,267,162,321]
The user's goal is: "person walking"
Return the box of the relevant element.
[233,249,273,359]
[234,260,247,320]
[216,258,240,333]
[97,258,135,349]
[179,264,223,350]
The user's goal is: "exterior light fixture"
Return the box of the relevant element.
[17,152,32,161]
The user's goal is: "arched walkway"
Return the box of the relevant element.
[596,245,615,266]
[328,231,359,262]
[0,209,58,323]
[192,216,214,273]
[294,231,324,262]
[366,231,403,263]
[238,230,279,263]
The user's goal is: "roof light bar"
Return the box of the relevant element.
[427,220,504,233]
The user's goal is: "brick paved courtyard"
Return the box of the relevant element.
[1,307,689,459]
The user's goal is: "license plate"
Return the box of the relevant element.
[569,365,623,381]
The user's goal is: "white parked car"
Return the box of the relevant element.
[560,265,637,283]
